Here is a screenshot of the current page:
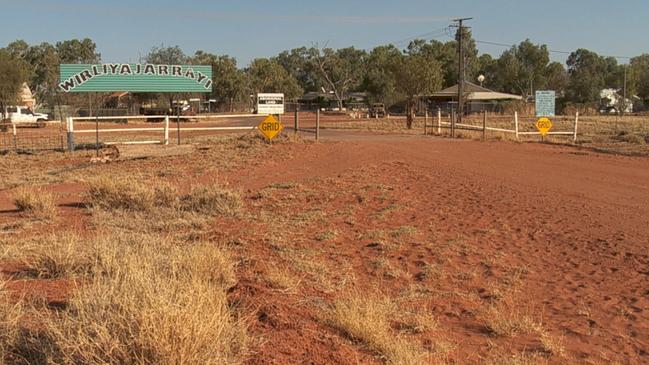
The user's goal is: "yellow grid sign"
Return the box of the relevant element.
[535,117,553,136]
[258,115,284,140]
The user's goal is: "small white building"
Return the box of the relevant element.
[599,89,634,114]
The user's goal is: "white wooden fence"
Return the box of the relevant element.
[429,110,579,141]
[65,114,259,150]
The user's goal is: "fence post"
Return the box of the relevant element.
[437,109,441,134]
[482,110,487,140]
[316,108,320,141]
[95,114,100,157]
[66,117,75,152]
[573,112,579,142]
[164,115,169,145]
[451,111,455,137]
[294,108,299,135]
[424,110,428,135]
[514,111,519,140]
[12,123,17,152]
[176,112,181,145]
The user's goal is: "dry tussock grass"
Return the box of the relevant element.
[181,185,243,217]
[0,232,249,364]
[86,176,179,212]
[11,186,57,220]
[10,233,96,279]
[325,291,427,364]
[86,177,242,218]
[481,300,542,337]
[0,281,22,364]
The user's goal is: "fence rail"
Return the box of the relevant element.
[426,110,579,141]
[66,114,262,150]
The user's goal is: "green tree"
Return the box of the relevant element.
[0,49,29,114]
[23,43,61,112]
[145,45,189,109]
[566,49,610,104]
[274,47,320,92]
[490,40,551,99]
[406,29,479,88]
[362,45,402,107]
[545,62,569,94]
[246,58,303,100]
[56,38,100,63]
[393,54,443,129]
[145,45,187,65]
[5,40,29,59]
[630,54,649,100]
[192,51,247,112]
[309,46,367,109]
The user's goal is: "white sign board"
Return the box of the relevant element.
[535,90,556,117]
[257,93,285,115]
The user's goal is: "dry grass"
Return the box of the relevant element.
[1,232,249,364]
[325,291,427,364]
[10,233,96,279]
[0,281,22,364]
[86,176,179,212]
[86,176,243,218]
[539,330,566,357]
[181,185,243,217]
[11,186,57,220]
[264,265,302,293]
[482,301,542,337]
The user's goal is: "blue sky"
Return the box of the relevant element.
[1,0,646,66]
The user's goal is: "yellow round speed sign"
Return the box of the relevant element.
[535,117,553,136]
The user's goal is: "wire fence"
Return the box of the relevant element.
[0,124,66,154]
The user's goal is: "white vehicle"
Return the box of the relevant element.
[2,106,49,127]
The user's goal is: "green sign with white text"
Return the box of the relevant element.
[59,64,212,93]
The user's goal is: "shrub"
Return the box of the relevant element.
[325,292,425,364]
[87,177,242,217]
[18,233,97,279]
[5,232,248,364]
[182,185,243,217]
[86,176,179,212]
[11,186,57,220]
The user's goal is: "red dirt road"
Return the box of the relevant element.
[1,136,648,363]
[229,138,649,363]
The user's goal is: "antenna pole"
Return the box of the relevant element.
[453,17,472,138]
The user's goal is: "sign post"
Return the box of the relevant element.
[535,90,556,141]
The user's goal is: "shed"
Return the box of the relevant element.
[427,81,522,114]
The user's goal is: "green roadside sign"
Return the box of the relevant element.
[59,63,212,93]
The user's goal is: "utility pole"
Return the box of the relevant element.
[622,64,627,116]
[452,17,472,138]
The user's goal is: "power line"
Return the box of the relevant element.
[474,39,632,60]
[389,26,452,47]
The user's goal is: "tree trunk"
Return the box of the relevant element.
[406,98,414,129]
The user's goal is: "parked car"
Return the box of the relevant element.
[2,106,48,127]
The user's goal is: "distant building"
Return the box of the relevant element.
[298,91,368,111]
[426,81,523,114]
[599,89,634,114]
